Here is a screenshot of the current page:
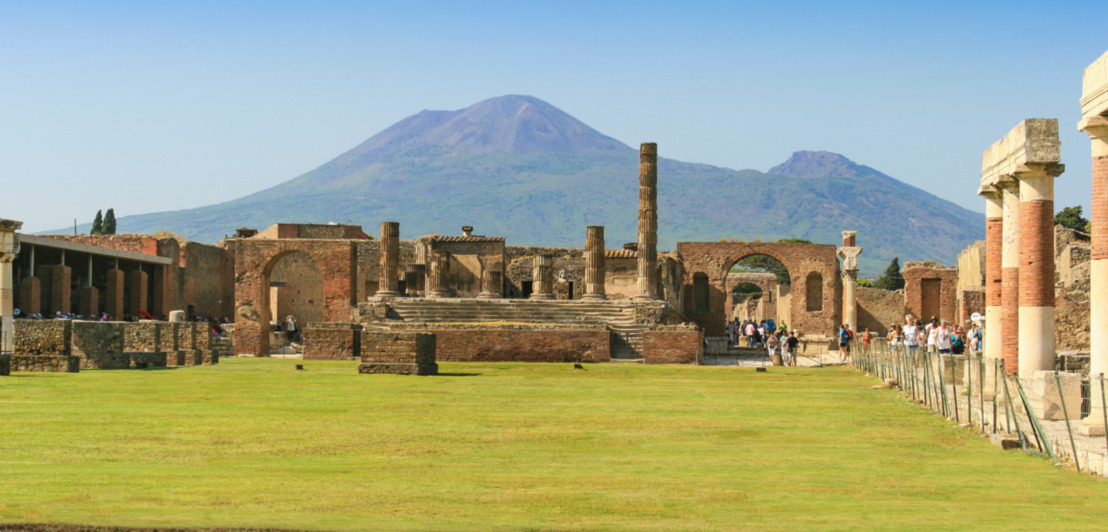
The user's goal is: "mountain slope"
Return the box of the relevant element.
[59,95,983,274]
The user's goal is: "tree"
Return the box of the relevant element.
[103,208,117,235]
[1055,205,1090,233]
[731,255,791,286]
[857,278,874,288]
[90,210,103,235]
[873,257,904,290]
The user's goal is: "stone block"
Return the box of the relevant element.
[180,349,202,366]
[80,351,131,370]
[130,352,167,368]
[939,355,966,386]
[200,350,219,365]
[303,323,361,360]
[123,322,161,352]
[0,354,9,376]
[165,350,185,367]
[13,320,71,355]
[359,331,437,375]
[176,322,197,350]
[1025,371,1084,421]
[71,321,125,358]
[11,355,80,373]
[643,327,703,364]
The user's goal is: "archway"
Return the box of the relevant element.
[266,251,324,335]
[726,255,789,328]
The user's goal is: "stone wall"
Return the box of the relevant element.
[359,331,437,375]
[13,320,71,355]
[956,241,986,293]
[856,286,905,334]
[903,261,958,323]
[179,241,233,319]
[10,355,80,373]
[269,251,325,326]
[303,323,361,360]
[396,324,611,363]
[355,240,419,300]
[642,326,702,364]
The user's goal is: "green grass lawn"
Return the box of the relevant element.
[2,358,1108,531]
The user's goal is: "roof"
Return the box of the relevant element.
[423,235,506,243]
[604,249,636,259]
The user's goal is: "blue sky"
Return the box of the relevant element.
[2,1,1105,233]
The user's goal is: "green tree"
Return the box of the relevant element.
[731,255,791,286]
[873,257,904,290]
[1054,205,1090,232]
[857,278,874,288]
[103,208,117,235]
[90,210,103,235]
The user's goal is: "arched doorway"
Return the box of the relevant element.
[266,251,325,330]
[726,254,789,327]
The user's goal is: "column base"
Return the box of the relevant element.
[580,294,608,301]
[374,291,401,298]
[476,292,499,300]
[426,291,452,299]
[529,294,554,300]
[633,295,658,302]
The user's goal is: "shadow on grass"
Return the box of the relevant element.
[435,372,482,377]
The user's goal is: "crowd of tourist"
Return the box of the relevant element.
[883,314,983,355]
[726,317,802,366]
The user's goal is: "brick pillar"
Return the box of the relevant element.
[104,269,124,320]
[530,253,554,300]
[426,250,451,298]
[152,265,172,319]
[635,142,659,301]
[582,225,607,300]
[77,285,99,317]
[981,189,1003,397]
[376,222,401,297]
[127,270,148,317]
[19,277,40,316]
[999,183,1020,375]
[43,265,72,317]
[1017,165,1063,378]
[0,219,20,355]
[1081,96,1108,434]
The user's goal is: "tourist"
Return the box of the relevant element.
[902,315,921,352]
[767,332,778,363]
[934,319,952,354]
[968,322,982,355]
[744,320,756,347]
[837,324,852,363]
[951,327,966,355]
[925,317,940,353]
[861,328,872,355]
[786,331,800,366]
[286,314,298,343]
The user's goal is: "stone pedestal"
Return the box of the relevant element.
[530,254,554,300]
[18,277,40,316]
[1080,50,1108,435]
[77,285,99,317]
[42,264,71,317]
[635,143,659,301]
[376,221,401,297]
[837,231,862,332]
[0,218,20,356]
[582,225,607,300]
[426,250,451,298]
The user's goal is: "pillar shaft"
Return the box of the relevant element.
[984,193,1003,364]
[583,226,607,300]
[478,264,502,299]
[530,254,554,300]
[376,222,400,297]
[426,250,451,298]
[1000,184,1020,375]
[127,269,148,317]
[105,269,124,319]
[1082,114,1108,434]
[635,143,659,301]
[0,219,21,354]
[1018,173,1059,377]
[837,231,862,332]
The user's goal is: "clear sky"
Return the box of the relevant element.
[2,1,1105,233]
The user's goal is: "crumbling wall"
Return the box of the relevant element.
[303,323,361,360]
[359,331,437,375]
[395,324,610,363]
[856,286,905,334]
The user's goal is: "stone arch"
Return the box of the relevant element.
[230,239,357,356]
[675,241,841,336]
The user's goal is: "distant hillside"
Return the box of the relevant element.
[55,95,983,275]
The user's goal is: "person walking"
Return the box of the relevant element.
[838,324,853,364]
[934,319,952,354]
[285,314,299,344]
[902,315,921,352]
[861,328,873,355]
[786,331,800,366]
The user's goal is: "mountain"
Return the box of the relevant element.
[57,95,983,275]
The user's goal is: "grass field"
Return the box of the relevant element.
[2,358,1108,531]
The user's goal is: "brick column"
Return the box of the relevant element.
[104,269,124,319]
[999,182,1021,375]
[77,286,99,317]
[18,277,40,316]
[837,231,862,332]
[582,225,607,300]
[426,250,451,298]
[981,188,1003,397]
[530,254,554,300]
[376,222,401,297]
[1017,164,1063,378]
[43,265,72,317]
[1080,50,1108,434]
[635,143,659,301]
[152,265,171,318]
[127,270,148,317]
[0,219,21,355]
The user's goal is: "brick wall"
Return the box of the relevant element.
[902,262,958,324]
[359,331,437,375]
[1019,200,1056,307]
[960,289,985,325]
[642,326,702,364]
[856,286,906,334]
[1093,156,1108,260]
[415,326,611,363]
[303,323,361,360]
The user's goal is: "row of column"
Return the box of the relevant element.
[15,266,149,319]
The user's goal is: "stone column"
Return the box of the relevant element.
[582,225,607,300]
[127,269,148,316]
[478,262,502,299]
[0,219,22,355]
[999,182,1021,376]
[837,231,862,331]
[425,250,451,298]
[104,268,125,319]
[980,187,1004,397]
[530,254,554,300]
[1081,50,1108,435]
[376,221,401,297]
[410,264,426,296]
[403,266,422,297]
[1016,161,1064,378]
[635,142,659,301]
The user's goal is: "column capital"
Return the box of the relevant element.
[1079,115,1108,140]
[837,247,862,271]
[1012,162,1065,180]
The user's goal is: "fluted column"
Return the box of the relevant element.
[635,142,659,301]
[530,254,554,300]
[582,225,607,300]
[376,221,401,297]
[478,261,502,299]
[837,230,862,332]
[426,250,451,298]
[1081,49,1108,435]
[403,266,424,297]
[0,219,22,355]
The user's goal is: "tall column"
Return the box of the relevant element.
[837,231,862,331]
[0,219,22,355]
[376,221,401,297]
[999,182,1021,375]
[582,225,607,300]
[478,261,502,299]
[127,269,148,317]
[1017,163,1064,378]
[530,254,554,300]
[425,250,451,298]
[980,188,1003,397]
[635,142,659,301]
[104,269,125,319]
[1081,49,1108,434]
